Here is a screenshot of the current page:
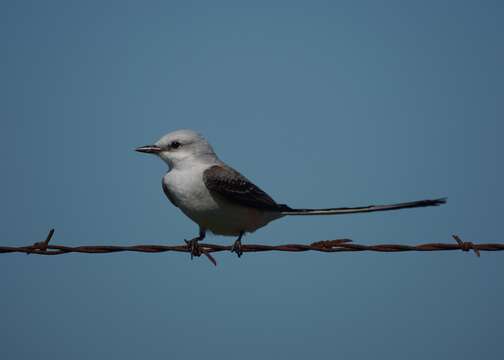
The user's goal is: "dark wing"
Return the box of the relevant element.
[203,165,286,211]
[162,179,179,208]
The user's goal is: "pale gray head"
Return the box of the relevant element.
[136,129,218,169]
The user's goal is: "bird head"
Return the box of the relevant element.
[136,129,217,169]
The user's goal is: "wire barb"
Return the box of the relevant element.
[184,238,217,266]
[26,228,54,255]
[452,234,480,257]
[2,229,503,266]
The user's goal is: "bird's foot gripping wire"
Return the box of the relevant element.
[184,237,202,259]
[184,230,217,266]
[230,232,244,258]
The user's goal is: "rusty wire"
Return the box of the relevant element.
[1,229,503,266]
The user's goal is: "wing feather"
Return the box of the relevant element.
[203,165,285,211]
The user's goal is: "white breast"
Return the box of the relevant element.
[163,165,283,236]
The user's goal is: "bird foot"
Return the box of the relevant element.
[184,237,202,259]
[230,238,243,258]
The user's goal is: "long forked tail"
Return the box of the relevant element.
[281,198,446,216]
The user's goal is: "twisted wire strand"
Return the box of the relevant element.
[1,229,502,265]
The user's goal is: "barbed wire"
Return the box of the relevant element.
[1,229,503,266]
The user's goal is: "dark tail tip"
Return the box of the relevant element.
[432,197,447,206]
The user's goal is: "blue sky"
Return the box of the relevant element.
[1,1,503,359]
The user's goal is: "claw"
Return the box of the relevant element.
[184,238,202,259]
[230,239,242,257]
[184,229,206,260]
[230,232,244,258]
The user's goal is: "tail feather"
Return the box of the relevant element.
[281,198,446,216]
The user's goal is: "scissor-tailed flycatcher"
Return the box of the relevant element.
[136,129,446,257]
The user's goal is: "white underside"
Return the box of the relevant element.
[163,163,284,236]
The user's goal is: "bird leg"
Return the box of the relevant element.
[231,231,245,258]
[184,228,206,260]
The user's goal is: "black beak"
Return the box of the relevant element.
[135,145,162,154]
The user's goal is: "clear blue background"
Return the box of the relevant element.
[1,1,502,359]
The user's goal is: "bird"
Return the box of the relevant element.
[136,129,446,258]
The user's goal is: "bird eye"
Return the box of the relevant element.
[171,141,181,149]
